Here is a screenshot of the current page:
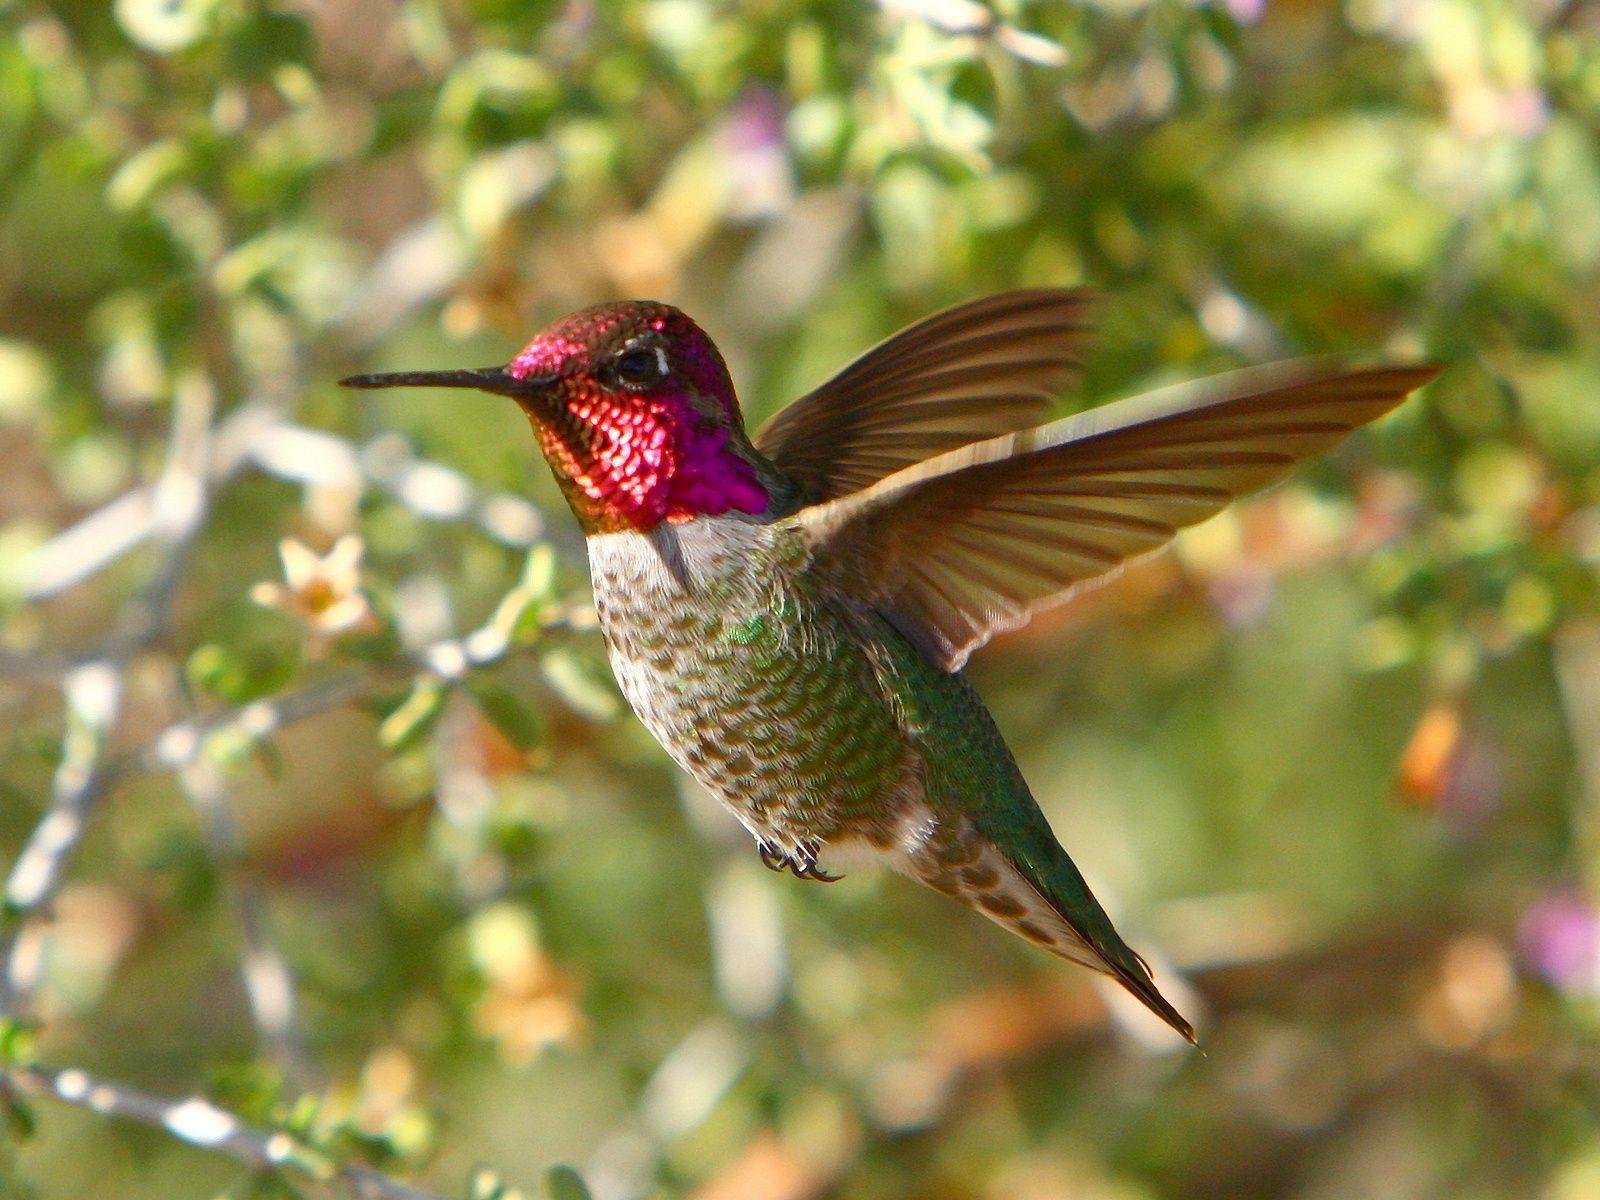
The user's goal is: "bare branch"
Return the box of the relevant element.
[177,756,315,1085]
[0,661,123,1013]
[0,1060,449,1200]
[19,391,270,607]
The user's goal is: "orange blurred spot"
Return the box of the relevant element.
[690,1131,822,1200]
[927,978,1108,1075]
[471,945,585,1067]
[1395,702,1462,809]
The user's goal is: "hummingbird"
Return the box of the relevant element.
[343,290,1439,1041]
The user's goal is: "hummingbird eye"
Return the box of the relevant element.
[614,346,668,389]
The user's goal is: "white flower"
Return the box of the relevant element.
[250,535,376,637]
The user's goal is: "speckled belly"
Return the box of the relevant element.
[586,520,910,854]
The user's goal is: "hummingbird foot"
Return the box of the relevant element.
[792,858,844,883]
[757,841,843,883]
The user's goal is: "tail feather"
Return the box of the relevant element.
[869,617,1195,1040]
[905,810,1195,1042]
[1030,844,1196,1043]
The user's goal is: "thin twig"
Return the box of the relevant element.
[0,1060,449,1200]
[247,423,545,549]
[177,757,315,1085]
[876,0,1069,66]
[19,389,266,608]
[0,661,122,1013]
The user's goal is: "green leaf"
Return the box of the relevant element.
[0,1092,36,1142]
[0,1019,37,1066]
[144,826,221,912]
[538,649,620,721]
[542,1165,591,1200]
[107,139,189,212]
[519,545,557,600]
[203,726,259,771]
[186,642,298,705]
[468,680,544,752]
[222,11,314,80]
[379,679,448,754]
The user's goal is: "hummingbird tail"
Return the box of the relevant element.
[1019,843,1196,1043]
[908,812,1196,1043]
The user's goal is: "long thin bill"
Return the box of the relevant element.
[338,367,557,396]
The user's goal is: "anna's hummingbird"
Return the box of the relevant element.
[344,290,1439,1041]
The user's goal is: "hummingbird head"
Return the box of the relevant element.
[342,301,779,533]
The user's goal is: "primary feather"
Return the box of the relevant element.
[796,360,1441,669]
[755,289,1095,503]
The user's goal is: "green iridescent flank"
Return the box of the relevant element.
[868,624,1157,983]
[728,612,768,645]
[726,594,795,648]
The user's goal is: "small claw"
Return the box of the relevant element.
[758,844,787,873]
[792,843,843,883]
[794,861,844,883]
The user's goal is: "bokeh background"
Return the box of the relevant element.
[2,0,1599,1196]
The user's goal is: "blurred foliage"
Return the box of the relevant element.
[2,0,1600,1197]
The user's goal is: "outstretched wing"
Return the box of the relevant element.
[800,361,1441,670]
[754,289,1094,503]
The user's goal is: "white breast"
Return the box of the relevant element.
[586,516,782,602]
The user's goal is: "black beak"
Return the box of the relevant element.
[338,366,559,398]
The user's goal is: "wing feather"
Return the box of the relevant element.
[800,360,1441,669]
[754,289,1094,502]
